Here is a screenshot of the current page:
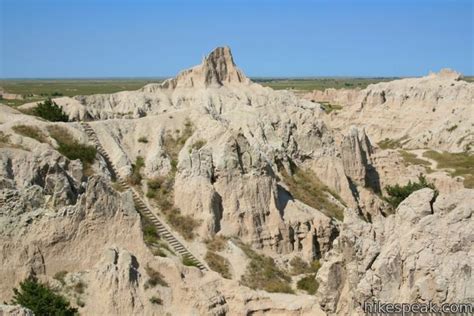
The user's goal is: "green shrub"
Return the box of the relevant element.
[47,126,96,172]
[129,156,145,185]
[76,297,85,307]
[12,125,47,143]
[138,136,148,143]
[205,236,228,252]
[10,276,77,315]
[33,98,68,122]
[239,243,293,294]
[182,255,200,267]
[144,265,168,288]
[141,214,159,245]
[53,271,67,286]
[190,139,206,151]
[289,257,321,275]
[384,174,436,208]
[377,136,408,150]
[446,125,458,132]
[149,296,163,305]
[319,101,342,114]
[205,251,232,279]
[73,280,86,294]
[297,274,318,294]
[162,119,194,161]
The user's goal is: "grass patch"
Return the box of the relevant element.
[239,242,293,294]
[167,209,200,240]
[205,236,228,252]
[144,265,168,288]
[128,156,145,185]
[138,136,148,143]
[111,181,126,192]
[385,174,436,208]
[399,150,431,167]
[190,139,206,152]
[149,296,163,305]
[73,281,86,294]
[12,125,48,143]
[319,101,343,114]
[145,120,200,240]
[147,176,200,240]
[151,241,175,257]
[141,214,160,245]
[297,274,319,294]
[423,150,474,189]
[378,136,408,150]
[163,119,194,162]
[76,297,85,308]
[447,125,458,132]
[182,255,200,268]
[53,271,68,286]
[0,131,11,147]
[0,79,161,100]
[289,257,321,275]
[205,251,232,279]
[47,126,96,171]
[279,163,344,220]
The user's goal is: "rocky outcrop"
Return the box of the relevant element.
[317,188,474,315]
[0,305,34,316]
[304,69,474,153]
[305,88,360,106]
[340,126,375,188]
[73,47,350,261]
[160,46,251,89]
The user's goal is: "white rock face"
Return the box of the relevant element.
[0,305,34,316]
[304,69,474,153]
[317,188,474,315]
[67,47,350,261]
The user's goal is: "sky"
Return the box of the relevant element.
[0,0,472,78]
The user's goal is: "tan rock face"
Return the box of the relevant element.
[161,46,250,89]
[317,188,474,315]
[304,69,474,153]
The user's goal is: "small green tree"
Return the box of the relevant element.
[11,276,77,315]
[385,174,436,208]
[34,98,69,122]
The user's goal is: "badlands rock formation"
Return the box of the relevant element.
[318,188,474,314]
[2,47,473,315]
[305,69,474,153]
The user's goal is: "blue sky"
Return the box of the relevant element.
[0,0,472,78]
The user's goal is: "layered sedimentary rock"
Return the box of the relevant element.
[317,188,474,315]
[304,69,474,152]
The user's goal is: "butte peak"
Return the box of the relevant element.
[161,46,251,89]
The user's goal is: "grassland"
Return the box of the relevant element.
[0,79,162,107]
[255,77,398,91]
[423,151,474,188]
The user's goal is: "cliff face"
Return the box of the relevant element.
[317,188,474,314]
[0,107,326,315]
[304,69,474,153]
